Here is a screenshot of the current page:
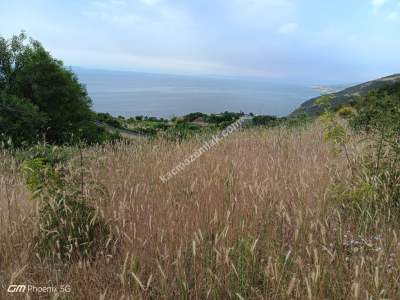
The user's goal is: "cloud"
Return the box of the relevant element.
[279,22,298,34]
[372,0,387,8]
[236,0,294,12]
[228,0,296,29]
[371,0,400,21]
[82,0,203,62]
[139,0,161,6]
[371,0,388,12]
[386,11,399,20]
[85,0,189,28]
[58,48,278,77]
[110,0,127,6]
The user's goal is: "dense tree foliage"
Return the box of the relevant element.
[0,32,110,146]
[0,93,47,145]
[183,112,208,122]
[206,111,243,124]
[252,115,278,126]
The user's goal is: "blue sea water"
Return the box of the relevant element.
[75,68,321,118]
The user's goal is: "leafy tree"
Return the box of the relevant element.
[0,93,47,146]
[207,112,241,124]
[0,32,107,145]
[183,112,208,122]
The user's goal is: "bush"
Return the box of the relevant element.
[332,153,400,224]
[183,112,208,122]
[22,145,112,261]
[207,112,242,124]
[158,123,202,142]
[154,123,170,130]
[327,85,400,223]
[252,115,278,127]
[96,112,122,129]
[337,106,354,119]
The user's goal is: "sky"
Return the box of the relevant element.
[0,0,400,84]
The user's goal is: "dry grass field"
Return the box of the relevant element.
[1,124,400,299]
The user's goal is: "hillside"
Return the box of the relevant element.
[292,73,400,116]
[3,122,400,299]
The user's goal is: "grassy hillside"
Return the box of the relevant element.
[292,74,400,116]
[2,124,400,299]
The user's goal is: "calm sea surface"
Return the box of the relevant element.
[75,68,320,118]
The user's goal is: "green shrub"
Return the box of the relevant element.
[351,83,400,133]
[183,112,208,122]
[252,115,278,127]
[22,145,111,261]
[332,152,400,225]
[327,85,400,223]
[332,180,378,223]
[337,106,355,119]
[96,112,122,128]
[281,114,312,128]
[159,123,201,142]
[15,143,75,165]
[207,112,242,124]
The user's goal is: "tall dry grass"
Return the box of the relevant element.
[1,124,400,299]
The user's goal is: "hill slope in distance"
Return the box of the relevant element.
[292,74,400,116]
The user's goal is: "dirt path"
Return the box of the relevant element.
[94,121,147,140]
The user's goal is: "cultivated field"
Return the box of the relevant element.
[1,125,399,299]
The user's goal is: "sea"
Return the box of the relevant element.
[75,68,322,118]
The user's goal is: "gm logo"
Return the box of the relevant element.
[7,285,26,293]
